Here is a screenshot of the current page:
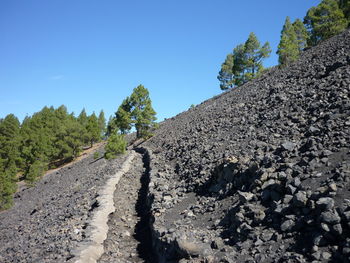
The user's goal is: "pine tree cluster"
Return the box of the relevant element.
[277,0,350,66]
[0,106,106,210]
[218,0,350,90]
[217,33,271,90]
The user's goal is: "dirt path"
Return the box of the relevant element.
[74,151,136,263]
[98,151,154,263]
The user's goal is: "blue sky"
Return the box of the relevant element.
[0,0,320,122]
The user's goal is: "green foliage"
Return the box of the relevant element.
[98,110,106,139]
[218,33,271,90]
[244,32,271,81]
[93,151,100,159]
[115,98,133,134]
[217,45,246,90]
[130,85,157,138]
[77,108,88,127]
[25,160,46,184]
[0,114,20,210]
[106,116,118,137]
[62,116,84,159]
[0,167,16,210]
[86,113,100,147]
[112,85,157,139]
[277,17,300,66]
[0,105,106,210]
[104,134,127,160]
[304,0,348,46]
[0,114,21,169]
[339,0,350,24]
[293,19,309,52]
[277,17,309,66]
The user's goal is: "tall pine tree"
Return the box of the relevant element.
[130,85,157,138]
[86,113,100,147]
[243,32,271,81]
[115,98,133,134]
[304,0,348,46]
[0,114,20,210]
[98,110,106,139]
[293,19,309,52]
[112,85,157,138]
[277,17,300,66]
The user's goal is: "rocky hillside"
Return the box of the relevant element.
[0,29,349,263]
[143,29,350,262]
[0,148,129,263]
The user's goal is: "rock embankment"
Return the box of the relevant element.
[0,148,128,263]
[143,29,350,262]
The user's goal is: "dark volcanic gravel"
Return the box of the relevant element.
[98,151,154,263]
[0,148,128,263]
[143,29,350,262]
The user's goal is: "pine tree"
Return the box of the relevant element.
[304,0,348,46]
[130,85,157,138]
[106,116,117,137]
[115,98,132,134]
[218,33,271,90]
[78,108,90,145]
[98,110,106,139]
[20,112,51,181]
[77,108,88,126]
[86,113,100,147]
[339,0,350,25]
[64,116,84,159]
[25,160,46,184]
[217,53,235,90]
[0,114,20,210]
[243,32,271,81]
[0,166,16,210]
[293,19,309,52]
[217,44,247,90]
[277,17,300,66]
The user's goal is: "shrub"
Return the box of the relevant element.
[93,151,99,159]
[104,134,127,160]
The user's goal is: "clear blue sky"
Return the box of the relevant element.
[0,0,320,122]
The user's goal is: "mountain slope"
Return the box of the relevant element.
[143,29,350,262]
[0,29,349,263]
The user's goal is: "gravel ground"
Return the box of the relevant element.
[0,147,128,263]
[143,29,350,262]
